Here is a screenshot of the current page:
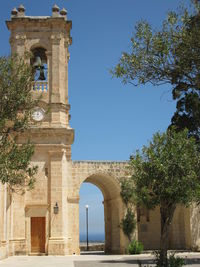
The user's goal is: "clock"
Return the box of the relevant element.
[32,107,45,122]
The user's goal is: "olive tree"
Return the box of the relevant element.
[112,1,200,142]
[121,128,200,266]
[0,55,37,193]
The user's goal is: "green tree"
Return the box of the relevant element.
[121,128,200,266]
[0,55,37,193]
[112,1,200,142]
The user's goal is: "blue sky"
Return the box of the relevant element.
[0,0,189,237]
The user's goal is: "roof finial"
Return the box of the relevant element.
[17,4,25,17]
[52,4,60,17]
[60,8,67,20]
[11,7,18,18]
[52,4,59,11]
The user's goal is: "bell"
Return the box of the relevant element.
[38,67,46,81]
[33,56,42,68]
[33,56,46,81]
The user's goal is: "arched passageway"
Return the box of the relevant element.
[79,183,105,251]
[79,173,122,254]
[68,161,128,254]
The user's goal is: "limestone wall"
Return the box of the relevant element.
[0,158,198,259]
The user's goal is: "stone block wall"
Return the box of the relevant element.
[0,157,200,259]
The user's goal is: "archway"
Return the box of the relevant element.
[78,173,123,254]
[79,183,105,252]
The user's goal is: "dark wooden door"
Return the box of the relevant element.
[31,217,45,253]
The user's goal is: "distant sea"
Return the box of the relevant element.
[80,233,105,243]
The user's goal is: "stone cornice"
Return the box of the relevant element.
[73,160,127,165]
[18,127,74,145]
[36,102,71,112]
[6,18,72,32]
[25,204,49,211]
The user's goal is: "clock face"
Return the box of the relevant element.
[32,107,45,122]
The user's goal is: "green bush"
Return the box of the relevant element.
[154,251,185,267]
[168,254,185,267]
[127,240,143,254]
[121,208,136,240]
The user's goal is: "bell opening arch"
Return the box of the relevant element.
[30,47,48,82]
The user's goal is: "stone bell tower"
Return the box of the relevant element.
[5,4,76,255]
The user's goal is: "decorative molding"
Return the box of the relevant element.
[15,33,26,40]
[64,37,72,47]
[51,34,62,44]
[48,149,66,157]
[45,50,52,56]
[17,128,74,146]
[67,196,80,203]
[9,238,26,242]
[25,204,49,212]
[48,237,66,241]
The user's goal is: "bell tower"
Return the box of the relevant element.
[6,5,77,255]
[7,4,73,132]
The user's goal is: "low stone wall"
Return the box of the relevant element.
[80,243,105,251]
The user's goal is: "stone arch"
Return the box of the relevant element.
[68,161,128,254]
[29,41,49,52]
[78,172,123,254]
[79,172,121,199]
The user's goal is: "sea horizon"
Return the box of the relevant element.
[79,232,105,243]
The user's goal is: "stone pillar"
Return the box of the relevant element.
[184,207,191,250]
[110,197,121,253]
[118,198,129,254]
[10,34,26,56]
[48,149,69,255]
[104,196,124,254]
[67,196,80,255]
[188,204,200,250]
[104,199,111,253]
[50,33,70,105]
[10,192,26,255]
[46,50,52,102]
[0,184,5,240]
[63,40,70,103]
[0,184,7,259]
[50,35,61,103]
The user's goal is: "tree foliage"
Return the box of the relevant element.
[121,128,200,266]
[120,176,136,241]
[0,55,37,193]
[112,1,200,141]
[121,207,136,241]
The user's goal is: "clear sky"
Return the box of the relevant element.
[0,0,189,237]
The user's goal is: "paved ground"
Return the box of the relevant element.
[0,252,200,267]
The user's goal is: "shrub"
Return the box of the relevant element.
[127,240,143,254]
[121,208,136,241]
[154,251,185,267]
[168,254,185,267]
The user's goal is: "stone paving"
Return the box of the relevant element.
[0,252,200,267]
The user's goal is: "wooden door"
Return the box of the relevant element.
[31,217,46,253]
